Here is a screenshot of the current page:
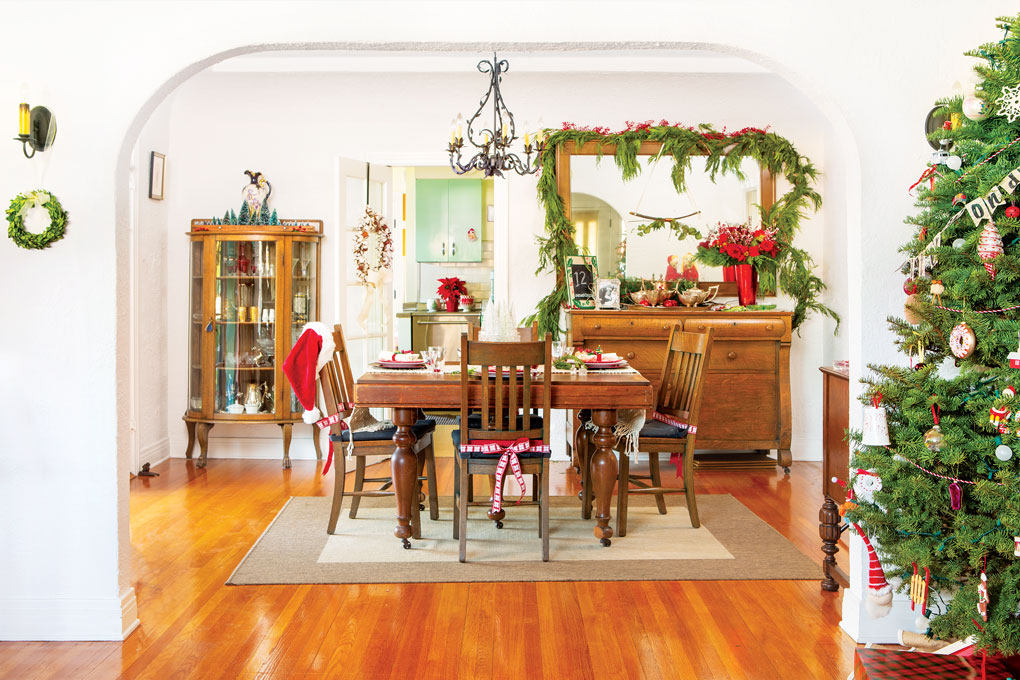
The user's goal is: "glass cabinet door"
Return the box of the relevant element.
[289,239,318,414]
[214,239,278,416]
[188,241,204,413]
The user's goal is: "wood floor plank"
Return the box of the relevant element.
[3,457,859,679]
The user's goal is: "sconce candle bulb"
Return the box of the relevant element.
[17,103,29,136]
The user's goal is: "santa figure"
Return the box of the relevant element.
[680,253,699,281]
[665,254,682,281]
[978,571,990,622]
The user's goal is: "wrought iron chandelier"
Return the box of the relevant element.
[448,53,544,177]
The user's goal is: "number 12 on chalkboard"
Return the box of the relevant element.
[565,254,598,310]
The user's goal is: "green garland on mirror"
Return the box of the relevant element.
[6,190,67,250]
[524,123,839,338]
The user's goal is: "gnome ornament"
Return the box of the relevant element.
[852,523,893,618]
[282,322,335,424]
[978,222,1004,279]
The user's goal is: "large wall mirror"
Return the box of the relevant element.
[556,141,777,295]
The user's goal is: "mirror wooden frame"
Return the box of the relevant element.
[555,140,778,298]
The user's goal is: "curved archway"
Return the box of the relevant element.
[114,39,862,632]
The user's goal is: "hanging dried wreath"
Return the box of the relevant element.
[353,207,393,284]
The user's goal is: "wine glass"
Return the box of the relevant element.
[427,345,445,373]
[552,340,566,359]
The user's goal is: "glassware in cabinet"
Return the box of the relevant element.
[188,240,204,413]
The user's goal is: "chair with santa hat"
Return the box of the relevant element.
[284,322,438,535]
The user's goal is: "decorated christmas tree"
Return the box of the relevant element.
[849,14,1020,652]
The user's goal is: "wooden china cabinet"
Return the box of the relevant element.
[182,218,323,468]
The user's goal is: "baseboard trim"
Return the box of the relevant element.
[0,596,126,641]
[139,436,170,471]
[121,588,139,639]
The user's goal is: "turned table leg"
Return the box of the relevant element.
[196,422,212,468]
[280,423,293,469]
[590,409,618,546]
[778,449,792,474]
[392,407,419,549]
[819,496,844,592]
[184,421,196,459]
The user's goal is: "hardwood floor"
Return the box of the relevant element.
[0,456,857,679]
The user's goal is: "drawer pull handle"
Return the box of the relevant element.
[593,323,601,330]
[697,325,706,331]
[629,321,634,326]
[662,324,669,330]
[766,324,774,331]
[727,351,737,360]
[626,352,636,360]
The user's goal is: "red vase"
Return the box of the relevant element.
[444,297,459,312]
[722,265,736,282]
[734,264,758,306]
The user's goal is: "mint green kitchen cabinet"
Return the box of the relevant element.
[415,179,482,262]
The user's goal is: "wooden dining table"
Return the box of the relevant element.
[354,368,654,547]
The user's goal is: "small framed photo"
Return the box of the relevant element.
[596,278,621,310]
[565,254,598,309]
[149,151,166,200]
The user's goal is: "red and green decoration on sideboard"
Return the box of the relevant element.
[524,121,837,338]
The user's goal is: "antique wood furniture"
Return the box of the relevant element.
[453,333,553,561]
[318,324,438,535]
[569,308,794,471]
[818,365,851,591]
[553,139,776,299]
[616,326,714,536]
[354,368,653,548]
[415,178,483,262]
[182,218,324,468]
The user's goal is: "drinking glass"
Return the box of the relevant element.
[552,340,566,359]
[427,346,445,373]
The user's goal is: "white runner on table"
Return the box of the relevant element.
[363,364,639,375]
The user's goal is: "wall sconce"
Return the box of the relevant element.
[15,103,56,158]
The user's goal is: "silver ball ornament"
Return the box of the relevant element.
[996,444,1013,461]
[924,425,944,452]
[953,238,966,249]
[946,155,963,171]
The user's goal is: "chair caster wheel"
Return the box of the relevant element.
[783,466,791,475]
[495,521,504,529]
[419,503,425,511]
[401,539,411,549]
[600,537,611,547]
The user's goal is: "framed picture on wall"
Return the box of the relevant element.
[149,151,166,200]
[596,278,621,310]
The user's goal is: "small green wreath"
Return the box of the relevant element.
[7,190,67,250]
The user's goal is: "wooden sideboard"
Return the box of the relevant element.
[569,308,793,471]
[818,366,851,591]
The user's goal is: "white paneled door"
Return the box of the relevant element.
[337,158,392,393]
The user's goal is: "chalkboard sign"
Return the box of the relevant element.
[565,254,598,309]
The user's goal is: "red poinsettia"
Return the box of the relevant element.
[437,276,467,302]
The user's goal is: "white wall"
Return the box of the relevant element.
[0,0,1013,642]
[133,97,173,472]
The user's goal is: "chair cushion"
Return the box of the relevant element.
[452,429,552,459]
[639,418,689,439]
[330,418,436,443]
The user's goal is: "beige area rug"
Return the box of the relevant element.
[228,495,819,584]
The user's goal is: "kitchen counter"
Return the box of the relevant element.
[396,310,481,318]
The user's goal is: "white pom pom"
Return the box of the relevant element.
[303,408,321,425]
[915,615,930,630]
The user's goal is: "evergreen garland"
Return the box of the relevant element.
[849,13,1020,653]
[525,123,836,337]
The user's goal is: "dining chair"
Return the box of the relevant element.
[616,325,714,536]
[453,332,553,562]
[318,323,439,537]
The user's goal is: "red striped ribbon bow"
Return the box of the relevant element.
[908,165,941,194]
[652,411,694,477]
[316,408,352,476]
[459,437,551,515]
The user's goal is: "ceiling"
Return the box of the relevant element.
[209,48,768,75]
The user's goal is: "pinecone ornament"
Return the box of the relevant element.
[978,222,1004,279]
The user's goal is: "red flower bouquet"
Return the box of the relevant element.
[437,277,468,311]
[697,221,781,267]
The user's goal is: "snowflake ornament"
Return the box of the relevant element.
[998,83,1020,123]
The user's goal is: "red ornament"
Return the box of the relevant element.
[942,120,953,131]
[903,278,918,295]
[1006,205,1020,219]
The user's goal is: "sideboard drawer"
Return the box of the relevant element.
[573,314,677,340]
[708,340,777,373]
[683,317,787,339]
[573,339,665,375]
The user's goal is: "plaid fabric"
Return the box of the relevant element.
[854,648,1011,679]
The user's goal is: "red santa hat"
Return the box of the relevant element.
[282,322,335,424]
[851,522,893,618]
